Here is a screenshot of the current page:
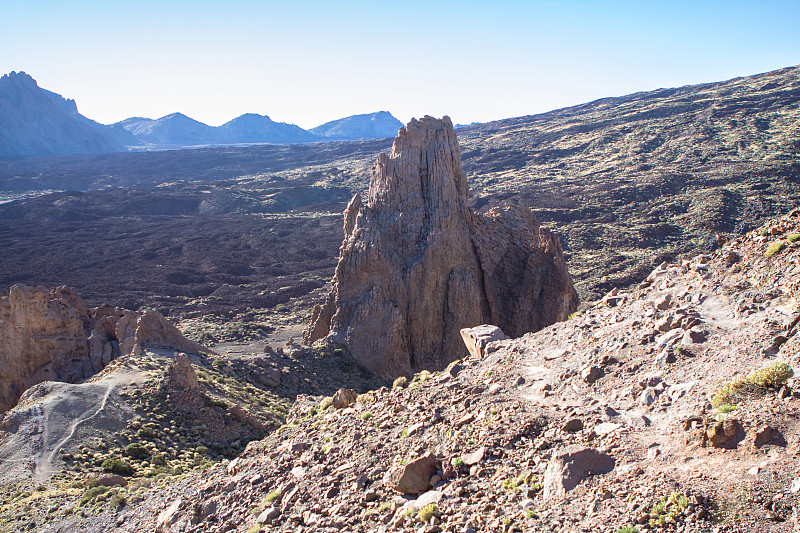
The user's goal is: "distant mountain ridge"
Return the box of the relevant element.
[0,71,138,157]
[0,71,406,155]
[117,111,403,147]
[116,112,320,147]
[310,111,403,140]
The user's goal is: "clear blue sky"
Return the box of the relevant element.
[2,0,798,128]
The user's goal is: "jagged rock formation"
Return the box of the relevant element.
[0,284,207,412]
[304,116,578,377]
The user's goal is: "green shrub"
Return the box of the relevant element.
[109,491,126,509]
[393,376,408,389]
[616,527,639,533]
[360,411,373,421]
[418,503,438,523]
[451,457,465,468]
[80,486,110,506]
[788,234,800,243]
[265,490,282,504]
[150,453,167,466]
[320,397,333,410]
[101,457,134,476]
[712,361,793,408]
[765,241,785,257]
[124,443,149,459]
[748,361,793,388]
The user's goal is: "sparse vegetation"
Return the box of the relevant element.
[616,527,639,533]
[648,491,690,527]
[101,457,134,476]
[393,376,408,389]
[788,233,800,243]
[418,503,439,523]
[712,361,793,408]
[360,411,373,421]
[765,240,785,257]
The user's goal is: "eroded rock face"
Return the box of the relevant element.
[304,116,578,378]
[0,284,207,412]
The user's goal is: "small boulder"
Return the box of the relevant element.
[462,446,486,466]
[706,419,744,448]
[655,293,673,310]
[460,325,509,359]
[562,418,584,433]
[385,452,438,494]
[258,367,281,388]
[581,365,603,384]
[167,353,200,392]
[156,499,184,532]
[682,329,707,344]
[542,446,615,500]
[332,388,358,409]
[90,473,127,487]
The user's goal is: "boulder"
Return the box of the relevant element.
[332,388,358,409]
[167,353,200,392]
[385,452,438,494]
[303,116,578,378]
[542,446,615,499]
[460,325,508,359]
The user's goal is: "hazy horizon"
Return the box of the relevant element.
[2,0,799,129]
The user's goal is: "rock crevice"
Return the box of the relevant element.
[304,116,578,377]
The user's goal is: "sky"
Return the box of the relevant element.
[2,0,799,129]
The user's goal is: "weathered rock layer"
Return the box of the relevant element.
[0,284,206,412]
[304,116,578,377]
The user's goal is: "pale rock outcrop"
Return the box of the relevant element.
[304,116,578,378]
[0,284,208,412]
[460,325,509,359]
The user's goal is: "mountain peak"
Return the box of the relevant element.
[0,71,130,156]
[310,111,404,140]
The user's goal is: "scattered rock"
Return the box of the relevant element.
[460,325,509,359]
[332,388,358,409]
[462,447,486,466]
[542,446,615,499]
[581,365,603,384]
[385,452,437,494]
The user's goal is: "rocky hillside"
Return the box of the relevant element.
[0,72,135,156]
[13,208,798,533]
[310,111,403,140]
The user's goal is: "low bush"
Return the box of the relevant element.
[765,241,785,257]
[101,457,134,476]
[712,361,792,408]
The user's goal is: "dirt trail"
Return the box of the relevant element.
[0,366,147,483]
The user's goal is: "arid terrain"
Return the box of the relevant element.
[2,66,800,338]
[0,66,799,533]
[4,195,798,533]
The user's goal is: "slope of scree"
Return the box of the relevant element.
[304,116,577,378]
[36,209,800,533]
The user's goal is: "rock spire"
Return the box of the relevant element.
[304,116,578,377]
